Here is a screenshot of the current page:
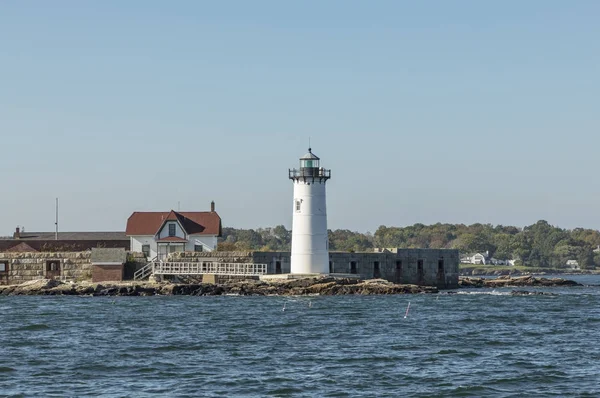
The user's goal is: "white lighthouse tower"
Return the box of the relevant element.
[289,148,331,274]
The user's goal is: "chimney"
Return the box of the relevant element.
[14,227,20,239]
[210,201,215,212]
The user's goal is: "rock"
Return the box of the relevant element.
[459,276,581,288]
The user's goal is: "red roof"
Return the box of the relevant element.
[5,242,38,252]
[126,211,222,237]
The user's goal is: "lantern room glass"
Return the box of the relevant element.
[301,159,319,168]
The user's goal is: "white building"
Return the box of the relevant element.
[125,202,221,260]
[289,148,331,274]
[566,259,580,270]
[460,251,515,266]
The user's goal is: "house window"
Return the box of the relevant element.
[168,224,176,237]
[169,245,183,253]
[295,200,301,212]
[142,245,150,257]
[194,245,203,252]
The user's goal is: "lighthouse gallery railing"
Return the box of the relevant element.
[289,168,331,178]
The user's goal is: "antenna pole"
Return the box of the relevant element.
[55,198,58,240]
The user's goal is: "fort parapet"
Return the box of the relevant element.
[0,248,459,289]
[166,248,460,289]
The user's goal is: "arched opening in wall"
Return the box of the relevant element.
[417,259,424,285]
[395,260,402,283]
[350,261,357,274]
[373,261,380,278]
[275,261,282,274]
[46,260,61,280]
[0,261,8,285]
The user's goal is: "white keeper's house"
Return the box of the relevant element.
[125,202,222,260]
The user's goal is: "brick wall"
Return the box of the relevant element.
[92,264,124,282]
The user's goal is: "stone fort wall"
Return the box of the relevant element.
[168,249,459,289]
[0,252,92,285]
[0,249,459,289]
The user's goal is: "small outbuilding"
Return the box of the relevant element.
[91,248,127,282]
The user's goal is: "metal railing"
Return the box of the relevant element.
[134,262,153,280]
[289,168,331,179]
[153,261,267,276]
[133,256,157,280]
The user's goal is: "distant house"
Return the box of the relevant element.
[460,251,515,266]
[125,202,222,260]
[460,251,490,265]
[565,259,580,270]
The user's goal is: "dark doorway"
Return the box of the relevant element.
[350,261,357,274]
[329,261,333,273]
[373,261,381,278]
[275,261,282,274]
[437,257,445,286]
[46,260,61,280]
[0,261,8,285]
[417,259,424,285]
[395,260,402,283]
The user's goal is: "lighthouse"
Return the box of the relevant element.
[289,148,331,274]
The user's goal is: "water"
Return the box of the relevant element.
[1,275,600,397]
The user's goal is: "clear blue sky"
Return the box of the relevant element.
[1,1,599,234]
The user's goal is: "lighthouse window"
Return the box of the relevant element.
[295,200,301,212]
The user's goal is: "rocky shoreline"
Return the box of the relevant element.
[459,275,582,288]
[459,268,599,277]
[0,277,439,296]
[0,275,586,296]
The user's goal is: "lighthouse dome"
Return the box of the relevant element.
[301,148,320,160]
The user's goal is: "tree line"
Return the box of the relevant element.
[218,220,600,269]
